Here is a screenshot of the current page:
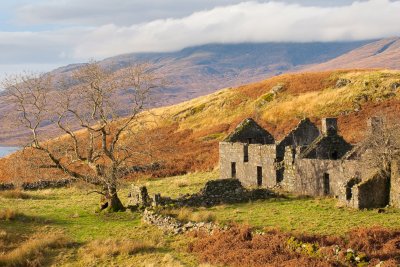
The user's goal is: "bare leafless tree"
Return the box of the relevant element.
[1,61,163,211]
[357,118,400,177]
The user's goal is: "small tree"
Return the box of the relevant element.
[357,119,400,177]
[1,62,162,211]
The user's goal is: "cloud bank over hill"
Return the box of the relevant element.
[0,0,399,71]
[14,0,368,27]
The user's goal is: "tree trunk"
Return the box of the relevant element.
[100,185,125,212]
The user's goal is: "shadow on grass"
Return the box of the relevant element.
[0,190,49,200]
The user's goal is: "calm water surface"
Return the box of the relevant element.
[0,147,19,158]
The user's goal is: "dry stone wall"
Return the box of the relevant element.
[142,209,218,234]
[127,178,276,210]
[0,179,73,191]
[0,183,15,191]
[21,179,72,190]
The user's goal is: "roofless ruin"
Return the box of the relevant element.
[220,117,400,209]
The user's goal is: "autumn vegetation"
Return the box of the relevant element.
[1,69,400,185]
[190,225,400,267]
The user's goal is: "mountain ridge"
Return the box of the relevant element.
[0,39,393,146]
[305,37,400,71]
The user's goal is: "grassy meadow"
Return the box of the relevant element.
[1,171,400,266]
[2,70,400,265]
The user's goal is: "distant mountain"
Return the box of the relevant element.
[51,41,373,107]
[305,38,400,71]
[0,40,376,145]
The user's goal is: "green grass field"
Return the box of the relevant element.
[1,171,400,266]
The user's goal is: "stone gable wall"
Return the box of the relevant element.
[277,119,320,158]
[219,142,278,187]
[224,118,275,144]
[300,135,353,160]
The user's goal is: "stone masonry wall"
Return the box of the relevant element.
[276,118,320,158]
[219,117,398,210]
[355,172,390,209]
[219,142,278,188]
[300,135,353,160]
[127,179,276,209]
[224,118,275,144]
[282,147,361,197]
[0,179,73,191]
[0,183,15,191]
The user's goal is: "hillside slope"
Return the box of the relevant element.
[306,38,400,71]
[0,41,372,146]
[51,41,372,106]
[1,69,400,182]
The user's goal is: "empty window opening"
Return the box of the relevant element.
[330,150,339,160]
[244,145,249,162]
[346,187,352,201]
[231,162,237,179]
[323,173,330,195]
[276,169,284,183]
[257,166,263,187]
[346,178,361,201]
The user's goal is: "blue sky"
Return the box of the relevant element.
[0,0,399,76]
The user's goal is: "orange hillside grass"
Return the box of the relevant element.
[1,69,400,183]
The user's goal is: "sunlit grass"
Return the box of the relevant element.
[1,170,400,265]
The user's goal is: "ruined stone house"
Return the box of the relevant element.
[219,117,399,209]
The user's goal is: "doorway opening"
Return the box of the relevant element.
[257,166,263,187]
[231,162,236,179]
[323,173,330,195]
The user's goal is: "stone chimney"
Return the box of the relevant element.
[367,117,384,135]
[321,118,338,136]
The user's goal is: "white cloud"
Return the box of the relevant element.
[15,0,250,26]
[15,0,365,26]
[0,0,399,69]
[71,0,400,58]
